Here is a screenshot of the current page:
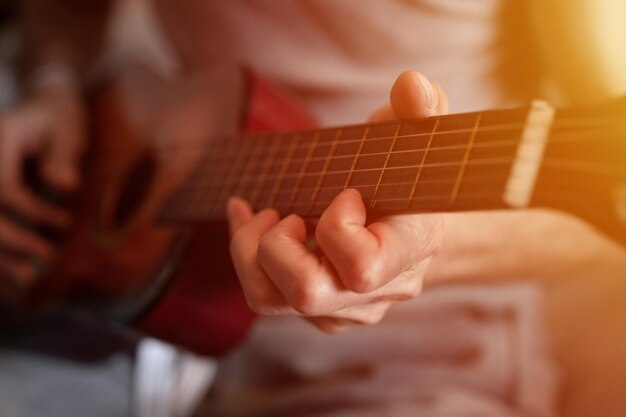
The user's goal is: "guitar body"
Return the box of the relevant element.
[12,64,625,356]
[32,69,180,306]
[24,65,315,354]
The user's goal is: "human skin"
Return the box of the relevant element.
[227,70,626,334]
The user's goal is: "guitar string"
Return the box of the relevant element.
[75,111,625,217]
[92,143,625,213]
[175,153,626,196]
[160,128,624,179]
[162,157,624,217]
[81,127,624,188]
[86,115,623,160]
[165,171,612,209]
[159,169,620,219]
[176,187,606,220]
[154,121,619,161]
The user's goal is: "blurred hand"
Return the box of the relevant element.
[0,85,86,297]
[228,71,447,332]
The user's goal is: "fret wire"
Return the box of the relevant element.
[450,114,482,204]
[307,129,342,213]
[163,129,625,190]
[407,119,439,209]
[169,151,618,214]
[233,123,523,159]
[128,123,622,176]
[248,134,284,208]
[209,137,254,216]
[201,137,522,178]
[186,150,217,217]
[288,131,321,210]
[199,139,519,181]
[226,135,265,207]
[371,123,402,208]
[273,191,503,211]
[161,123,622,184]
[173,113,621,158]
[202,139,241,216]
[266,133,302,208]
[199,156,515,192]
[208,140,245,213]
[253,175,510,203]
[344,126,370,189]
[233,117,588,151]
[224,114,607,155]
[91,116,619,163]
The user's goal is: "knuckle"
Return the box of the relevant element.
[345,258,383,293]
[289,280,329,316]
[244,289,274,315]
[256,233,277,261]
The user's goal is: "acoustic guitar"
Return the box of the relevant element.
[7,65,626,355]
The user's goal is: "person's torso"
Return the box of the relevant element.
[154,0,542,125]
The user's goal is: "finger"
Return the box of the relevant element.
[40,110,86,191]
[0,132,71,227]
[316,189,442,293]
[257,214,355,316]
[229,208,293,315]
[390,70,449,119]
[0,214,55,261]
[226,197,254,236]
[368,104,397,123]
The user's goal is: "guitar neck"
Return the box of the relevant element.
[159,100,626,241]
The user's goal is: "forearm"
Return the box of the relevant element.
[20,0,114,90]
[425,210,626,284]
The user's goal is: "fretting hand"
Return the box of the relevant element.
[227,71,448,332]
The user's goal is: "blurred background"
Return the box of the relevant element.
[0,1,624,417]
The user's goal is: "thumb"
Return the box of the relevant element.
[390,71,449,119]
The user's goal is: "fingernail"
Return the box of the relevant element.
[415,72,439,111]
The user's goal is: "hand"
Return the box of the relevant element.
[0,85,86,298]
[227,71,448,332]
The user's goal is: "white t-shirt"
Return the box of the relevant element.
[154,0,542,124]
[115,1,557,415]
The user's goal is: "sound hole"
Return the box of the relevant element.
[113,152,157,228]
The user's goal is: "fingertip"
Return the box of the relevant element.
[227,196,253,234]
[317,188,368,244]
[331,188,366,219]
[257,207,280,223]
[390,70,440,120]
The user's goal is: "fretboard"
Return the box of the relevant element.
[160,106,541,222]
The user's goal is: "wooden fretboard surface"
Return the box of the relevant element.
[160,108,531,222]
